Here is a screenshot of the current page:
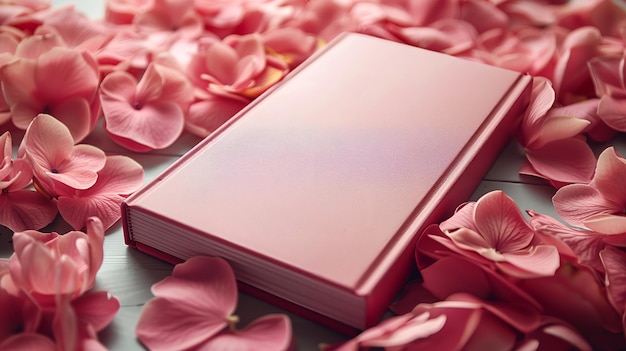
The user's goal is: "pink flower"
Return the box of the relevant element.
[20,114,106,197]
[3,217,104,305]
[99,62,193,151]
[136,256,292,351]
[431,190,560,278]
[1,39,101,141]
[553,147,626,234]
[189,33,288,100]
[0,131,57,232]
[516,77,596,187]
[56,155,144,230]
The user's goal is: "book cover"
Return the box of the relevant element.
[122,33,532,332]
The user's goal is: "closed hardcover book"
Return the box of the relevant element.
[122,33,531,332]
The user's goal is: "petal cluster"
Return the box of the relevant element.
[0,217,119,350]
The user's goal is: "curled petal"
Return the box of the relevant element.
[600,246,626,315]
[597,96,626,132]
[530,116,590,150]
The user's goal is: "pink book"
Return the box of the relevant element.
[122,33,532,333]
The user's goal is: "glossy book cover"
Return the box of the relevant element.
[122,33,532,332]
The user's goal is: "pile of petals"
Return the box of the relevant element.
[4,0,626,350]
[0,114,143,232]
[0,217,119,350]
[135,256,292,351]
[326,190,626,350]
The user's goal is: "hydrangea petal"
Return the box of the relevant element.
[199,314,292,351]
[136,257,239,350]
[473,190,534,252]
[500,245,560,278]
[553,184,615,227]
[34,47,99,102]
[600,246,626,314]
[0,190,57,232]
[526,138,596,184]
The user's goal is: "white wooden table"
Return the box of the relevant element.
[2,1,623,350]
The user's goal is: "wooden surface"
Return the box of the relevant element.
[1,1,623,350]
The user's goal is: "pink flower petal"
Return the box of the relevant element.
[137,294,228,351]
[446,228,492,252]
[204,41,239,85]
[440,202,478,233]
[0,190,57,231]
[58,156,144,230]
[598,96,626,132]
[14,33,65,59]
[1,59,39,129]
[500,245,560,278]
[34,47,99,103]
[473,190,534,253]
[590,147,626,208]
[553,184,615,228]
[135,63,165,105]
[552,26,601,97]
[525,138,596,184]
[588,56,624,97]
[50,97,93,143]
[530,116,590,150]
[72,291,120,332]
[520,77,555,146]
[199,314,293,351]
[136,256,238,351]
[185,95,248,138]
[600,246,626,314]
[104,100,185,150]
[584,214,626,235]
[152,256,238,314]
